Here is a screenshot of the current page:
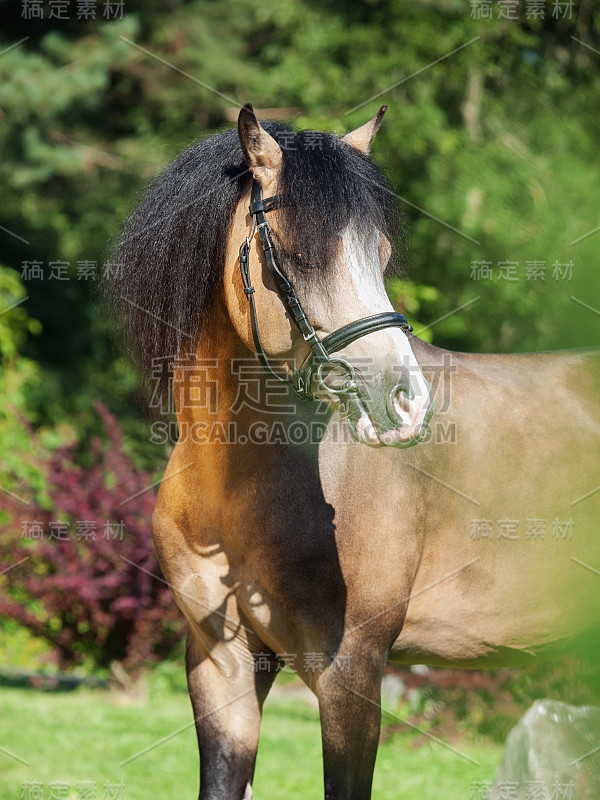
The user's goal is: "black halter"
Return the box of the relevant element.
[238,180,413,402]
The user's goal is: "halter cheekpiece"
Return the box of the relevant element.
[239,180,413,402]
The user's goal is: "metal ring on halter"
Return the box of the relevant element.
[317,358,359,395]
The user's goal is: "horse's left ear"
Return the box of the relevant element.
[342,106,388,154]
[238,103,283,187]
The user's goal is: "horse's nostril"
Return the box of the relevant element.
[387,383,412,424]
[393,368,415,400]
[396,389,410,412]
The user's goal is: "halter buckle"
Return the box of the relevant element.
[316,358,358,396]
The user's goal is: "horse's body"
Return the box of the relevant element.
[108,106,600,799]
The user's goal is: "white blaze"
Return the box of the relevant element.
[341,224,431,412]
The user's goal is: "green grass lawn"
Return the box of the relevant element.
[0,678,502,799]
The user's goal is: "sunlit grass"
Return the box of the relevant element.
[0,677,502,799]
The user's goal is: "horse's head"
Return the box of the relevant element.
[224,104,433,447]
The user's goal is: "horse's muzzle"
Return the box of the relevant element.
[329,370,433,449]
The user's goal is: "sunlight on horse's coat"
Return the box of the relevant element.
[106,103,600,800]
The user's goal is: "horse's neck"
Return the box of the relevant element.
[172,298,322,473]
[173,300,244,426]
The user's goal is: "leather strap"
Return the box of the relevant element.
[294,312,413,400]
[250,181,331,366]
[321,312,412,352]
[249,194,286,215]
[239,180,414,402]
[238,230,286,382]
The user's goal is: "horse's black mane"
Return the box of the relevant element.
[104,122,402,387]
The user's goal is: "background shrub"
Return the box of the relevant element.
[0,403,185,675]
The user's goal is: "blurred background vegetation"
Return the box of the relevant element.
[0,2,599,792]
[1,0,599,467]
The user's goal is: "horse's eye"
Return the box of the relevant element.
[286,249,313,270]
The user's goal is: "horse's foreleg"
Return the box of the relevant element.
[186,628,275,800]
[316,642,387,800]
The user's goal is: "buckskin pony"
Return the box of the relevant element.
[106,104,600,800]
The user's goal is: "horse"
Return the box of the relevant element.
[105,103,600,800]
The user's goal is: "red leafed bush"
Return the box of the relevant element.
[0,403,185,675]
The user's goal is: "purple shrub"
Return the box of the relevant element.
[0,403,185,674]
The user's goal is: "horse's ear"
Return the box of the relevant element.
[238,103,283,186]
[342,106,388,154]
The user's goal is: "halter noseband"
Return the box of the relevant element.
[239,180,413,402]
